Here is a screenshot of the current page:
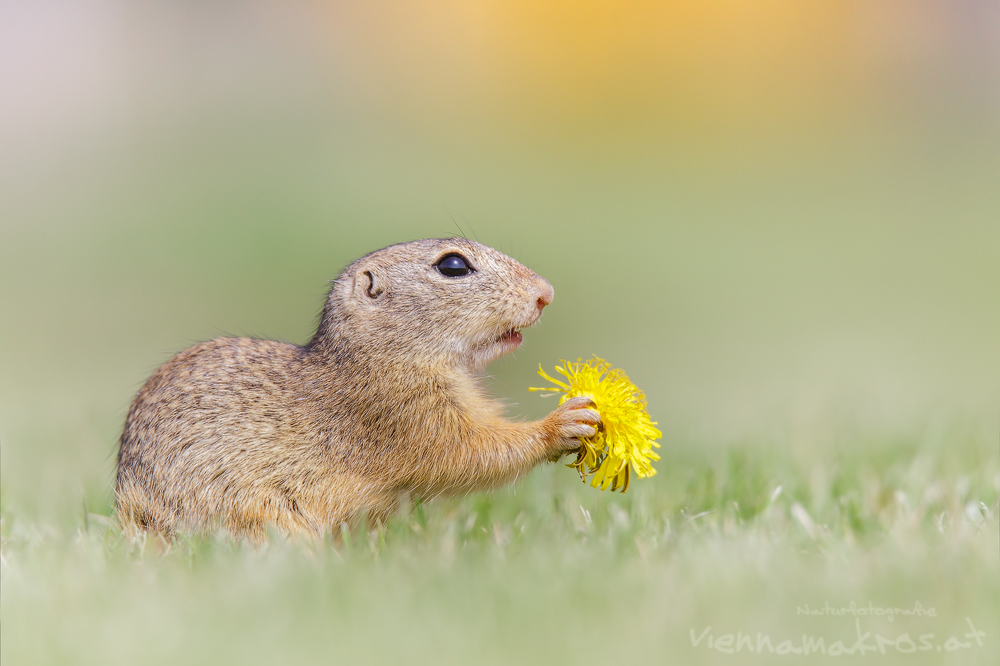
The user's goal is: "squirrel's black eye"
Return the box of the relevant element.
[436,253,474,278]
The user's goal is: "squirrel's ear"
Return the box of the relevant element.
[352,265,384,302]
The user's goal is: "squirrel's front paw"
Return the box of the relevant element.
[545,396,601,456]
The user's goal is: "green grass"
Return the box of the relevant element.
[3,425,996,665]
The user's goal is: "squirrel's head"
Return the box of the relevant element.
[322,238,554,371]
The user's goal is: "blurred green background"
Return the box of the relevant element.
[1,2,998,664]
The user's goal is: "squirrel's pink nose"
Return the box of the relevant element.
[534,277,554,311]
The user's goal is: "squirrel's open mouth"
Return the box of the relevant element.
[498,329,523,349]
[492,329,523,355]
[471,327,527,369]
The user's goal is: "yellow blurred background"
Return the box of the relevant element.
[1,1,998,519]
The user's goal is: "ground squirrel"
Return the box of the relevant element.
[116,238,600,541]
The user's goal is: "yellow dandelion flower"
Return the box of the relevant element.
[530,356,661,493]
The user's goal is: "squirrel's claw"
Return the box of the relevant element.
[547,396,601,453]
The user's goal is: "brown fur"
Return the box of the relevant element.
[116,238,599,541]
